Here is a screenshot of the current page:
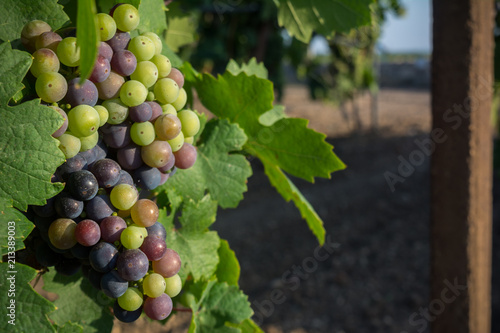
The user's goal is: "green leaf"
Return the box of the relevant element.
[263,161,326,244]
[275,0,373,43]
[77,0,99,82]
[227,319,264,333]
[0,198,34,259]
[0,43,65,211]
[165,2,197,52]
[258,104,285,126]
[159,119,252,208]
[178,195,218,234]
[136,0,167,35]
[55,322,84,333]
[188,281,253,333]
[0,263,56,333]
[43,271,114,333]
[216,240,240,286]
[226,58,268,79]
[0,0,69,42]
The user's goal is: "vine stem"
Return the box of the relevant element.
[173,307,192,313]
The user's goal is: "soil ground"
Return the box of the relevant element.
[112,86,440,333]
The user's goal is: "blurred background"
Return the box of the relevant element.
[111,0,500,332]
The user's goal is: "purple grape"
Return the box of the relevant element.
[80,148,98,165]
[36,31,62,52]
[65,78,98,107]
[91,158,121,188]
[173,143,197,169]
[51,106,68,138]
[75,219,101,246]
[56,154,87,181]
[100,216,127,243]
[55,192,83,219]
[94,139,108,161]
[129,103,152,122]
[116,249,149,281]
[107,32,131,52]
[89,55,111,83]
[143,293,172,320]
[98,41,114,62]
[55,257,81,276]
[167,68,184,88]
[134,166,161,190]
[111,50,137,76]
[85,194,115,222]
[113,302,142,323]
[109,3,122,16]
[101,270,128,298]
[147,101,162,122]
[115,169,134,186]
[152,249,181,278]
[68,170,99,201]
[32,196,56,217]
[101,122,131,149]
[117,144,142,170]
[159,172,170,186]
[70,243,92,259]
[146,222,166,240]
[89,241,119,273]
[140,236,167,261]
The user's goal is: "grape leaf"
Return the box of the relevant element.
[178,195,218,234]
[226,58,268,79]
[227,319,265,333]
[55,322,84,333]
[43,271,114,333]
[258,104,286,127]
[0,198,34,259]
[0,0,69,42]
[159,119,252,209]
[0,263,56,333]
[0,43,65,212]
[216,239,240,286]
[159,205,220,282]
[77,0,98,82]
[274,0,373,43]
[165,2,197,52]
[136,0,167,35]
[188,281,253,333]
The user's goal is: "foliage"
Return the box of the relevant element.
[0,0,371,331]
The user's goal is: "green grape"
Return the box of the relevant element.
[113,4,140,32]
[154,78,179,104]
[79,131,99,151]
[57,37,80,67]
[161,104,176,115]
[143,273,166,298]
[68,105,100,137]
[141,140,173,168]
[110,184,139,210]
[130,121,155,146]
[21,20,52,51]
[117,287,143,311]
[102,98,129,125]
[147,91,155,101]
[177,110,200,137]
[167,131,184,152]
[35,72,67,103]
[128,36,155,61]
[171,88,187,111]
[57,133,81,158]
[130,61,158,88]
[151,54,171,78]
[120,80,148,107]
[97,13,117,41]
[30,48,60,78]
[94,105,109,126]
[154,114,181,140]
[120,225,146,249]
[184,136,194,144]
[141,32,162,55]
[164,274,182,298]
[48,218,77,250]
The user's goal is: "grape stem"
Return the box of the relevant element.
[173,307,192,312]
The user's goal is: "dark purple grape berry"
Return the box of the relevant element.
[100,216,127,243]
[89,241,119,273]
[111,50,137,76]
[129,103,152,122]
[89,55,111,83]
[85,194,115,222]
[116,249,149,281]
[68,170,99,201]
[134,166,161,190]
[55,192,84,219]
[91,158,121,188]
[101,122,131,149]
[65,78,98,107]
[117,144,142,170]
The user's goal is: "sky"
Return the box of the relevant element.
[309,0,432,55]
[378,0,432,53]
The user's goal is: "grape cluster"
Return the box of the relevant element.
[22,3,194,323]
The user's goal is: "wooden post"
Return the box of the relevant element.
[431,0,494,332]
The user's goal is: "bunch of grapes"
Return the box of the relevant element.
[22,3,197,323]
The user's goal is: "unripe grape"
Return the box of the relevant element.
[57,133,81,159]
[128,36,155,61]
[141,140,172,168]
[21,20,51,51]
[131,199,159,227]
[110,184,138,210]
[154,78,179,104]
[68,105,100,137]
[120,80,148,107]
[177,110,200,137]
[171,88,187,111]
[36,31,62,52]
[113,4,140,32]
[57,37,80,67]
[96,13,117,41]
[48,218,77,250]
[30,48,60,78]
[35,72,67,103]
[151,54,171,78]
